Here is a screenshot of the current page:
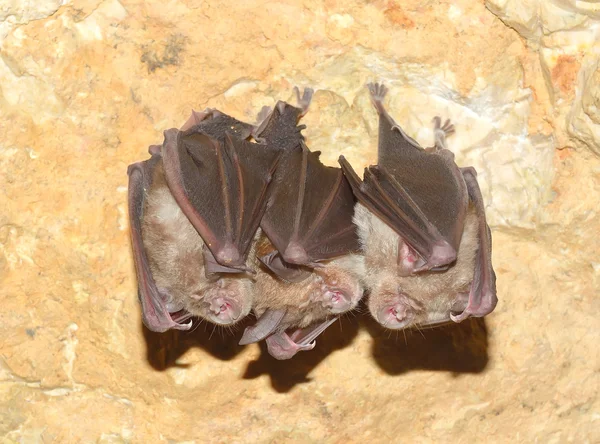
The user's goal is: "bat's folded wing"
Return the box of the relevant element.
[451,167,498,321]
[260,146,360,278]
[127,157,192,332]
[161,128,281,274]
[180,108,254,141]
[339,146,467,273]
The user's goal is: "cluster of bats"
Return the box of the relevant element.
[127,83,497,360]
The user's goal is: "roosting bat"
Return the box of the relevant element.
[239,88,365,359]
[127,109,280,332]
[339,83,497,330]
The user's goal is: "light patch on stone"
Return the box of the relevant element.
[72,280,90,304]
[43,387,72,396]
[432,401,491,430]
[25,147,38,159]
[98,433,128,444]
[448,4,463,21]
[74,0,128,42]
[169,366,188,385]
[296,47,554,228]
[117,205,127,231]
[0,57,64,123]
[223,80,258,99]
[485,0,592,40]
[103,393,134,406]
[2,230,37,268]
[107,298,129,359]
[0,0,69,43]
[61,322,79,384]
[3,426,46,443]
[329,13,355,28]
[567,54,600,155]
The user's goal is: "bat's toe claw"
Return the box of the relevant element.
[367,82,388,102]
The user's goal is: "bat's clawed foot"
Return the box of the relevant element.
[433,116,455,135]
[294,86,314,116]
[431,116,455,151]
[367,82,389,115]
[264,317,338,360]
[265,331,316,360]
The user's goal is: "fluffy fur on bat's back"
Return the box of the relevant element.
[354,203,479,326]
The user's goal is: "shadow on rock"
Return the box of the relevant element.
[242,315,360,393]
[142,316,255,370]
[362,311,490,375]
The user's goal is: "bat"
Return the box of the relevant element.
[339,83,497,330]
[238,88,365,359]
[127,109,280,332]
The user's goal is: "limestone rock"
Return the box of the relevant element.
[0,0,598,442]
[485,0,598,40]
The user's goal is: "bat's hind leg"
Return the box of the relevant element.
[294,86,314,116]
[265,318,337,360]
[428,116,455,152]
[367,82,421,147]
[367,82,389,115]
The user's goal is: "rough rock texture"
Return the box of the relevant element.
[0,0,598,442]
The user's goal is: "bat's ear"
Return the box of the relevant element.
[396,239,426,276]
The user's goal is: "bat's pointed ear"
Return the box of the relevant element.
[396,238,425,276]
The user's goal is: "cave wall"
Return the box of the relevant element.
[0,0,598,442]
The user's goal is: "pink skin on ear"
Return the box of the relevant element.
[312,274,358,314]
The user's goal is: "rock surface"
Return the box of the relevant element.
[0,0,598,442]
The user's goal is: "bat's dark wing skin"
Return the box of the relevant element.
[339,83,468,273]
[253,88,360,278]
[252,87,313,149]
[262,146,359,267]
[127,155,192,332]
[161,128,281,273]
[451,167,498,321]
[180,108,254,141]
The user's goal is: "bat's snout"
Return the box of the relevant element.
[377,303,414,330]
[207,294,243,325]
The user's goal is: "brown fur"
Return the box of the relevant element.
[140,160,253,325]
[252,234,365,330]
[353,203,479,328]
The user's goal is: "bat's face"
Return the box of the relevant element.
[185,277,254,326]
[311,256,365,317]
[254,255,365,329]
[354,204,478,330]
[366,272,470,329]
